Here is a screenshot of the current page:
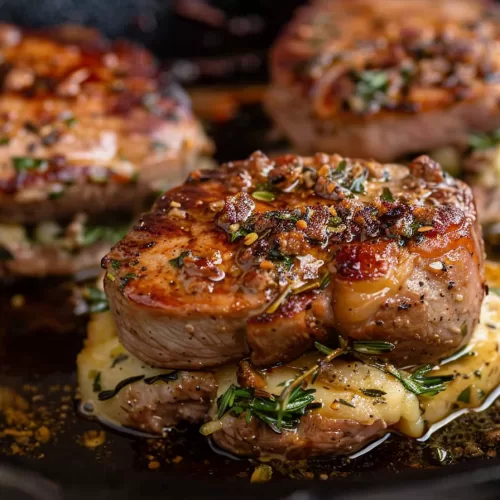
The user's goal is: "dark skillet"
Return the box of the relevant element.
[2,1,500,498]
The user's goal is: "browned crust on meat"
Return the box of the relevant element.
[212,413,386,460]
[267,0,500,160]
[271,0,500,119]
[103,151,485,368]
[0,24,211,223]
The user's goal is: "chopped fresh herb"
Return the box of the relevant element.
[381,187,395,202]
[329,216,343,227]
[63,114,77,127]
[267,249,294,271]
[352,340,396,355]
[477,388,486,400]
[12,157,48,172]
[252,191,275,202]
[151,141,168,152]
[92,372,102,392]
[313,340,453,397]
[110,259,122,271]
[349,169,368,194]
[106,272,115,282]
[385,364,454,397]
[468,129,500,151]
[0,137,9,145]
[82,224,128,247]
[119,273,137,292]
[98,375,145,401]
[337,399,355,408]
[213,384,317,434]
[264,211,301,224]
[83,287,109,313]
[230,227,250,242]
[0,246,13,261]
[144,372,179,384]
[360,388,386,398]
[319,272,331,289]
[457,386,471,404]
[352,70,390,112]
[110,353,129,368]
[169,251,191,268]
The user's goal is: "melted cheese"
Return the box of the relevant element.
[78,262,500,443]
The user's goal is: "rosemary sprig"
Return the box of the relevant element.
[211,384,318,434]
[276,345,345,429]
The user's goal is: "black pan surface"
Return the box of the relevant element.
[2,1,500,498]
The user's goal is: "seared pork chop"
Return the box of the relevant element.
[0,24,211,224]
[103,152,485,369]
[267,0,500,162]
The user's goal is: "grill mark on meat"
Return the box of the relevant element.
[104,151,485,368]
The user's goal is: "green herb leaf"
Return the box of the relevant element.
[119,273,137,292]
[0,137,10,145]
[12,157,48,172]
[98,375,145,401]
[110,353,129,368]
[214,384,317,434]
[169,251,191,268]
[468,129,500,151]
[252,191,275,202]
[151,141,168,152]
[337,398,355,408]
[82,223,128,247]
[457,386,471,404]
[92,372,102,392]
[352,340,395,355]
[381,187,395,202]
[360,388,386,398]
[349,169,368,194]
[110,259,122,272]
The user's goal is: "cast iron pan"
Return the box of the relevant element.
[2,1,500,499]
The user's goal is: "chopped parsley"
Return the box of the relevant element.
[457,386,471,404]
[381,187,395,202]
[12,157,48,172]
[119,273,137,292]
[169,250,191,268]
[110,353,129,368]
[468,129,500,151]
[92,372,102,392]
